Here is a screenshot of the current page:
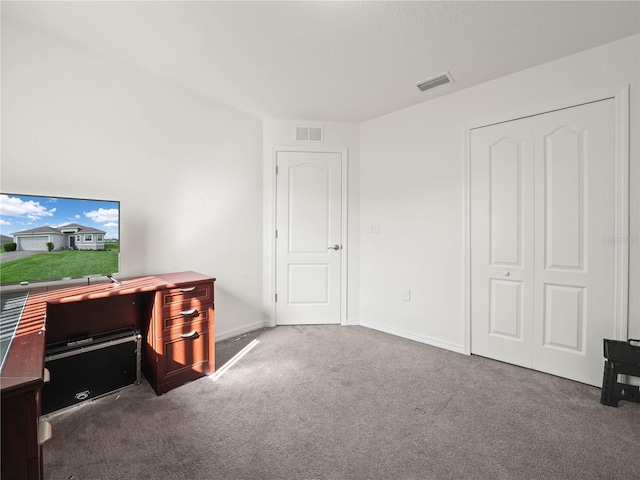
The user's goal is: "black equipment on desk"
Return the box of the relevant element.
[600,338,640,407]
[42,328,141,414]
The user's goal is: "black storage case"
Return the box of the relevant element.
[42,328,141,414]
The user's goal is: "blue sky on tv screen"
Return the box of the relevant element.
[0,194,119,240]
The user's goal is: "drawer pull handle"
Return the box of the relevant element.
[180,331,200,340]
[179,287,196,293]
[180,308,199,316]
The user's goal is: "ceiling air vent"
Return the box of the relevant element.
[296,126,324,142]
[416,71,454,92]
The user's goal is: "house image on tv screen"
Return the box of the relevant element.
[12,223,106,251]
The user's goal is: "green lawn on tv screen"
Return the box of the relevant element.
[1,245,119,285]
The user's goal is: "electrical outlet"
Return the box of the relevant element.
[368,222,380,235]
[402,289,411,302]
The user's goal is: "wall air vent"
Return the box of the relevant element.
[416,71,454,92]
[295,126,324,142]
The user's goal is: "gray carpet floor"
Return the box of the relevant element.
[43,325,640,480]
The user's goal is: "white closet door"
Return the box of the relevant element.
[470,117,535,368]
[532,99,616,385]
[471,98,618,386]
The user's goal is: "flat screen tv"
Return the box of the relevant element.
[0,193,120,287]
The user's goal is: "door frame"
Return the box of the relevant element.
[463,86,630,355]
[265,145,349,327]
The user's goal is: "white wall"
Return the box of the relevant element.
[1,18,267,340]
[360,34,640,351]
[262,120,360,323]
[3,15,637,354]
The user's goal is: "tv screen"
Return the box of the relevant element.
[0,193,120,286]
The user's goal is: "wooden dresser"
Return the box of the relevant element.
[145,279,215,394]
[0,271,215,480]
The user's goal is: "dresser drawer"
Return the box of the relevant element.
[159,304,213,337]
[155,328,214,388]
[158,282,213,311]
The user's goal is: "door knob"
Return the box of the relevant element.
[327,244,341,250]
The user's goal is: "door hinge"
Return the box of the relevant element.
[275,165,279,175]
[275,229,278,238]
[275,293,278,302]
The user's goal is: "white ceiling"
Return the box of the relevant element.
[3,1,640,122]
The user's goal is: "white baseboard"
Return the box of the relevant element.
[359,320,466,354]
[215,321,269,343]
[216,319,466,356]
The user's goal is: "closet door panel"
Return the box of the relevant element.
[470,118,534,368]
[544,126,585,271]
[533,99,616,386]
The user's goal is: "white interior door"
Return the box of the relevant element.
[471,98,618,386]
[275,151,342,325]
[532,100,616,386]
[470,117,535,368]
